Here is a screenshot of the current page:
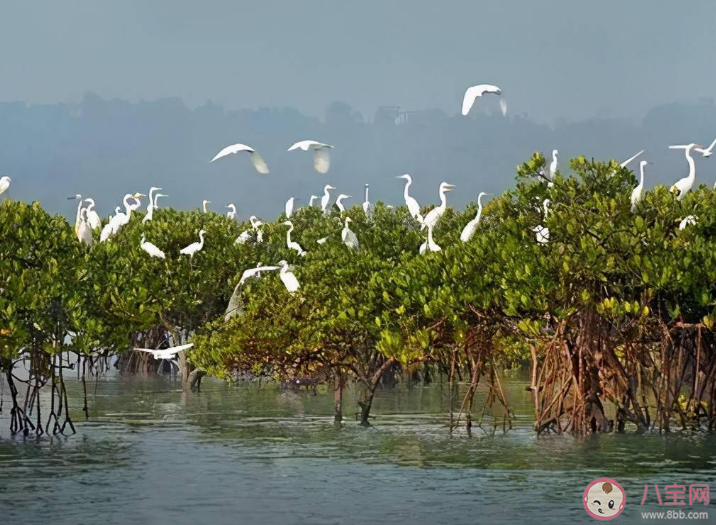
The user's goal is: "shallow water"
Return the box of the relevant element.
[0,371,715,524]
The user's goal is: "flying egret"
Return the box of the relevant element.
[679,215,697,230]
[396,174,423,223]
[84,198,102,229]
[225,263,282,320]
[321,184,335,214]
[287,140,334,174]
[423,182,456,230]
[462,84,502,116]
[419,223,441,254]
[180,230,206,257]
[499,99,508,117]
[278,260,300,293]
[285,197,297,218]
[696,138,716,158]
[669,144,702,200]
[335,194,351,213]
[140,233,166,259]
[620,150,645,168]
[282,221,306,256]
[363,184,373,218]
[77,209,93,246]
[309,195,319,207]
[210,143,269,174]
[202,200,212,213]
[460,192,490,242]
[342,217,360,249]
[0,176,10,196]
[134,343,193,361]
[226,203,237,220]
[631,161,649,212]
[533,199,550,244]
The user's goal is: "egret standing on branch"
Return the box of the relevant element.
[321,184,335,215]
[419,223,441,254]
[84,198,101,230]
[396,174,423,224]
[462,84,502,116]
[669,143,702,200]
[631,160,649,212]
[282,221,306,256]
[460,192,490,242]
[423,182,455,230]
[180,230,206,258]
[287,140,334,174]
[140,233,166,259]
[363,184,373,218]
[342,217,359,249]
[210,143,270,174]
[278,260,300,294]
[226,204,237,220]
[335,194,351,213]
[309,195,319,207]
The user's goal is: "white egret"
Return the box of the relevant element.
[631,160,648,212]
[278,260,300,294]
[533,199,550,244]
[363,184,373,218]
[696,138,716,158]
[180,230,206,257]
[153,193,167,209]
[549,150,559,181]
[460,192,490,242]
[0,176,11,196]
[669,144,702,200]
[202,200,212,213]
[321,184,335,214]
[396,174,423,223]
[69,194,83,235]
[423,182,456,230]
[236,216,264,244]
[210,143,269,174]
[679,215,697,230]
[226,203,237,220]
[282,221,306,256]
[77,209,93,246]
[335,194,351,213]
[287,140,334,174]
[309,195,319,207]
[142,187,162,223]
[111,192,145,233]
[225,264,282,320]
[499,99,508,117]
[620,150,645,168]
[317,237,328,245]
[342,217,360,250]
[419,223,441,254]
[84,198,102,229]
[140,233,166,259]
[462,84,502,116]
[100,207,121,242]
[134,343,193,360]
[285,197,297,218]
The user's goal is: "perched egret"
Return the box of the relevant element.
[679,215,697,230]
[202,200,212,213]
[317,237,328,245]
[69,194,83,235]
[225,264,282,320]
[285,197,297,219]
[210,143,269,174]
[462,84,502,115]
[669,144,702,200]
[142,187,162,223]
[111,192,145,233]
[363,184,373,218]
[77,209,93,246]
[226,203,237,220]
[342,217,360,250]
[100,207,121,242]
[419,223,441,254]
[153,193,167,209]
[396,174,423,223]
[309,195,319,207]
[335,194,351,213]
[549,150,559,181]
[631,161,649,212]
[460,192,490,242]
[235,216,264,245]
[180,230,206,257]
[282,221,306,256]
[321,184,335,214]
[134,343,193,360]
[140,233,166,259]
[287,140,334,174]
[278,260,300,293]
[533,199,550,244]
[696,138,716,158]
[499,99,508,117]
[0,176,11,196]
[84,198,102,230]
[423,182,456,230]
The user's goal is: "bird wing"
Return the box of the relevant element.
[313,148,331,173]
[343,229,359,249]
[250,151,270,174]
[162,343,194,356]
[210,143,254,162]
[280,272,300,293]
[619,150,645,168]
[462,84,502,115]
[288,140,319,151]
[134,348,158,355]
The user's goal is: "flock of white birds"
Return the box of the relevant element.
[2,84,716,306]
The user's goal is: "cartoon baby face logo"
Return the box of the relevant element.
[583,478,626,520]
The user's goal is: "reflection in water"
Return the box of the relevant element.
[0,372,715,524]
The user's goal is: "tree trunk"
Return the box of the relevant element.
[333,369,344,426]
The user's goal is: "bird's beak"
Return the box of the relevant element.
[67,196,77,200]
[446,184,456,191]
[134,193,146,197]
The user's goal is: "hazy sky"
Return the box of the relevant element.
[1,1,714,123]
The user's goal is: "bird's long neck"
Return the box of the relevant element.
[203,202,208,213]
[403,179,411,200]
[198,232,205,247]
[639,165,645,186]
[123,196,133,215]
[475,199,484,222]
[685,148,696,183]
[286,225,293,244]
[364,186,369,203]
[438,189,448,210]
[75,200,83,227]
